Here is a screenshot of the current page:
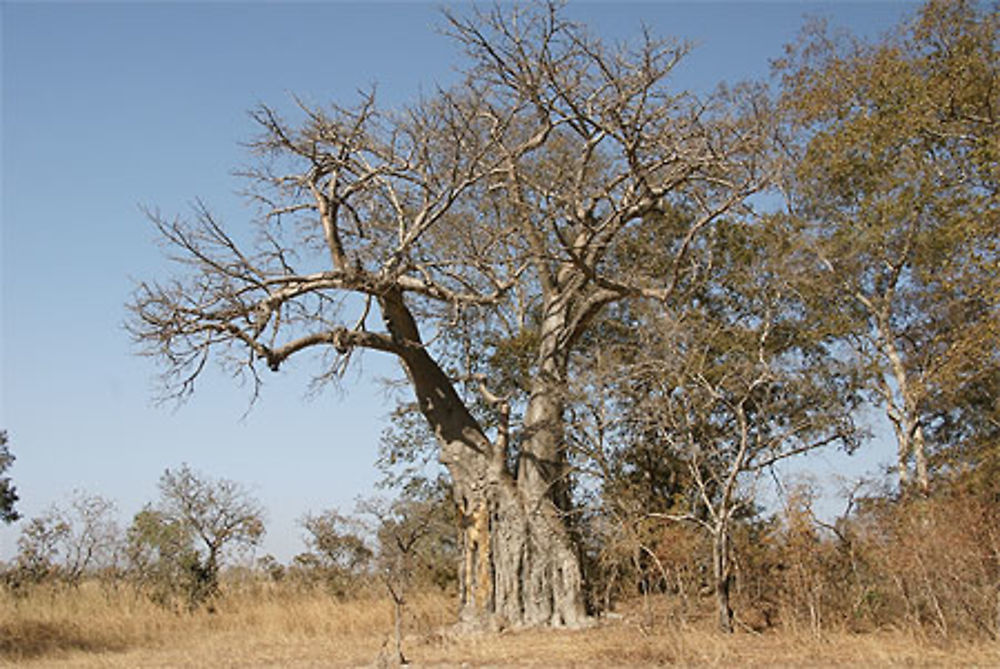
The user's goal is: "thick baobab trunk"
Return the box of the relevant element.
[500,292,588,627]
[380,291,587,629]
[451,465,587,628]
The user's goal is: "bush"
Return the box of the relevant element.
[724,480,1000,639]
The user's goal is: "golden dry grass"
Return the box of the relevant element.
[3,583,998,667]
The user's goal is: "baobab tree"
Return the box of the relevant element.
[128,4,770,628]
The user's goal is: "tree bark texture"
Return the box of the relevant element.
[380,290,587,629]
[713,527,734,634]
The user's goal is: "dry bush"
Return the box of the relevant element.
[857,485,1000,639]
[625,477,1000,643]
[724,481,1000,640]
[737,490,884,634]
[651,521,711,622]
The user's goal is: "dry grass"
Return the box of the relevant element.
[3,584,998,667]
[0,582,451,667]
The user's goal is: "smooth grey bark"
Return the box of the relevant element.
[880,319,930,494]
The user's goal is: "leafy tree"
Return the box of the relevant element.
[153,464,265,603]
[776,0,1000,493]
[301,510,373,572]
[125,506,204,606]
[127,3,770,627]
[298,509,373,596]
[606,218,862,632]
[0,430,18,524]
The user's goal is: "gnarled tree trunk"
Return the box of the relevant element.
[380,290,587,629]
[452,464,587,628]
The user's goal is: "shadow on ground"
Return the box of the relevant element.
[0,620,131,661]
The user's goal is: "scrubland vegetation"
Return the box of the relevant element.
[2,562,1000,667]
[3,0,999,664]
[3,472,1000,666]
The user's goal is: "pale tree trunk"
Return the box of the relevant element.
[712,523,734,633]
[911,422,929,493]
[511,292,587,626]
[881,323,930,494]
[508,385,587,626]
[380,290,587,629]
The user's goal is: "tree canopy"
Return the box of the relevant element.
[127,0,999,630]
[128,2,773,628]
[776,0,999,492]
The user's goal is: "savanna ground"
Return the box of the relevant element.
[4,583,998,668]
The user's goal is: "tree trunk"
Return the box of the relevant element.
[882,322,930,494]
[452,468,587,628]
[379,291,587,629]
[713,527,734,633]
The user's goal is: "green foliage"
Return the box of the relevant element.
[0,430,19,524]
[301,510,372,571]
[579,207,866,629]
[361,476,459,594]
[130,465,266,609]
[297,509,373,598]
[376,403,442,490]
[776,0,1000,489]
[125,507,206,608]
[483,327,541,399]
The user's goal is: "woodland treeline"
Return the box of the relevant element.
[3,0,998,640]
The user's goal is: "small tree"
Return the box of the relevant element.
[125,506,203,606]
[14,514,69,584]
[155,464,265,604]
[614,219,862,632]
[360,478,458,663]
[13,491,121,587]
[299,509,373,596]
[0,430,19,524]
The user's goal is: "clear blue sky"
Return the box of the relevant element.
[2,2,916,563]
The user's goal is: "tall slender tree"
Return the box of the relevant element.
[776,0,1000,493]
